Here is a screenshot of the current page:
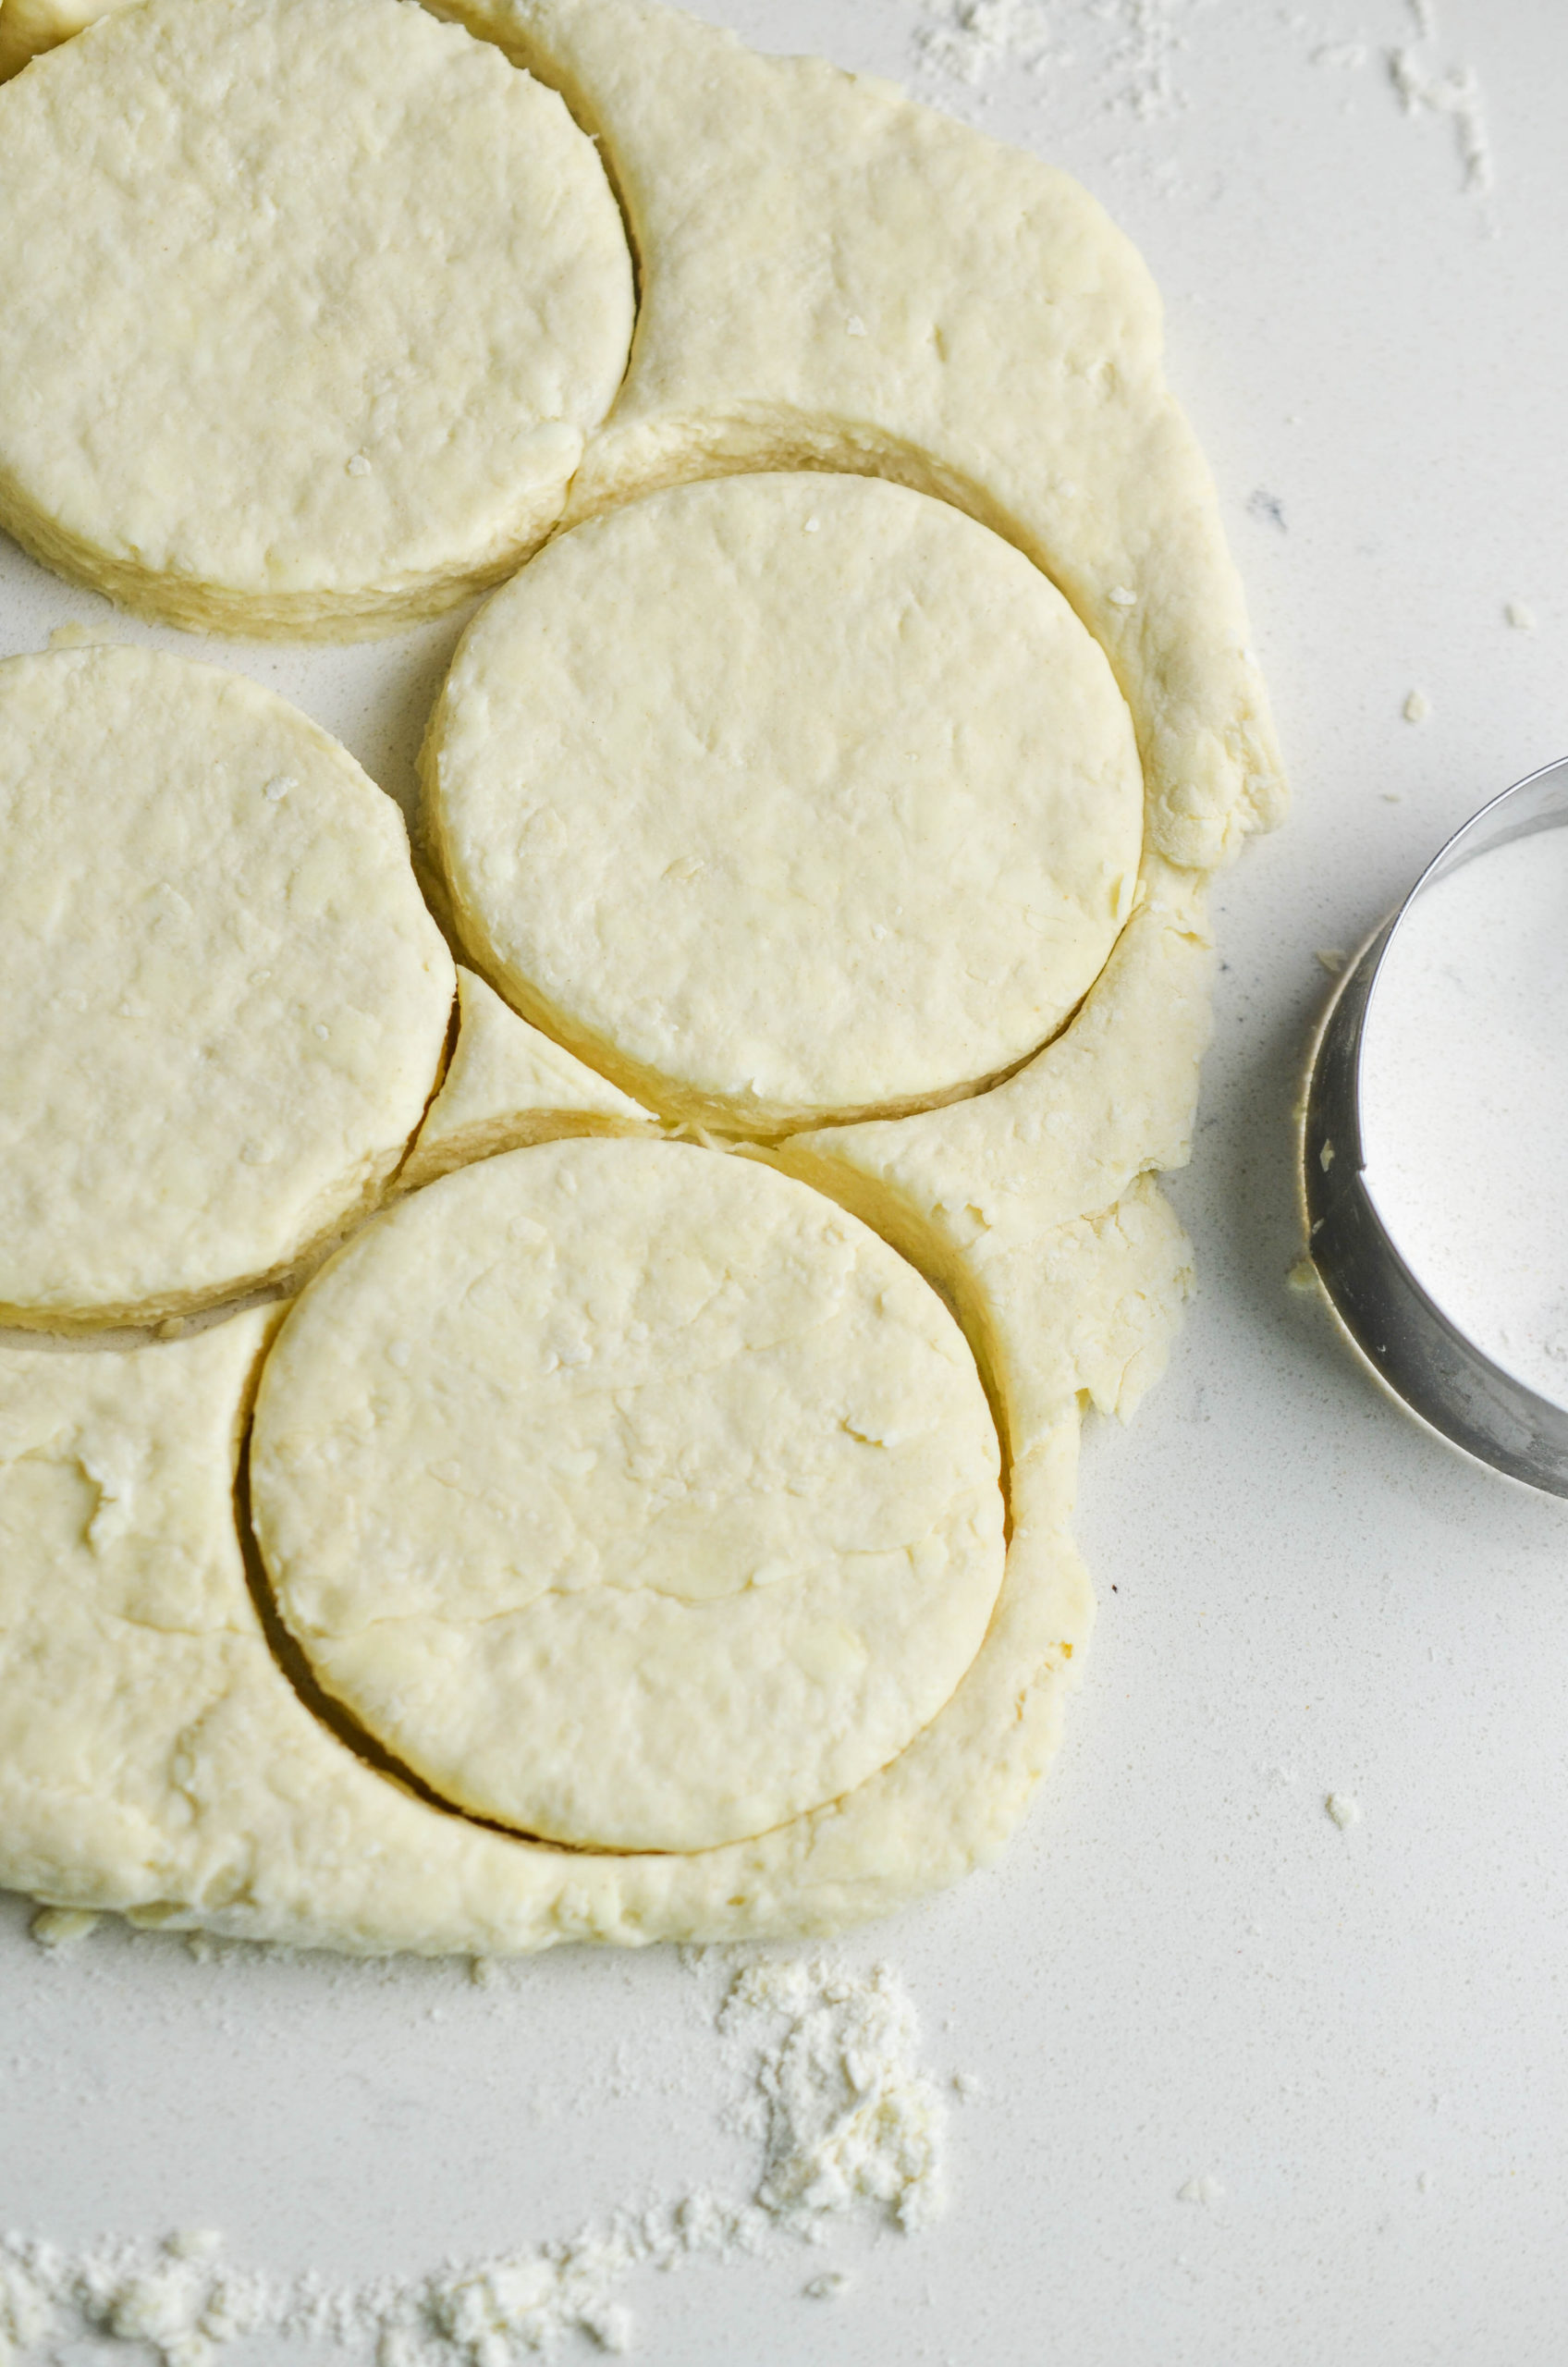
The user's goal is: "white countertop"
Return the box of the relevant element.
[5,2,1567,2361]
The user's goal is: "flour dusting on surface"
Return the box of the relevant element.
[0,1954,951,2363]
[720,1957,946,2235]
[913,0,1191,119]
[914,0,1054,86]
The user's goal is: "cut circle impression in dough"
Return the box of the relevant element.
[249,1136,1008,1853]
[0,0,635,634]
[425,471,1145,1133]
[0,644,455,1329]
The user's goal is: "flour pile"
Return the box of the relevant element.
[913,0,1193,122]
[0,1956,950,2364]
[914,0,1053,86]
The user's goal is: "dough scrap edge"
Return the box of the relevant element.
[427,0,1286,877]
[4,0,1286,850]
[0,1173,1191,1953]
[773,855,1214,1465]
[399,967,659,1191]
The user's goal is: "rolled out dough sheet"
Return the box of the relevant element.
[0,0,1285,1949]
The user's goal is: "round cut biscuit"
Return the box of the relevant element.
[425,471,1145,1132]
[250,1137,1008,1853]
[0,645,455,1327]
[0,0,635,634]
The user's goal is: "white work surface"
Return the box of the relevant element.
[4,2,1566,2361]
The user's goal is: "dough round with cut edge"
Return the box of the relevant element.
[0,645,454,1328]
[0,0,634,635]
[250,1136,1008,1852]
[425,472,1145,1132]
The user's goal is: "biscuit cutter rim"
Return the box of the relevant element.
[1302,752,1568,1499]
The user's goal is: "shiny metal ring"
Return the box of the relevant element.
[1302,754,1568,1497]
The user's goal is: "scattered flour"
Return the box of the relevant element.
[1387,0,1494,200]
[913,0,1190,119]
[914,0,1054,86]
[718,1957,946,2236]
[0,1954,951,2365]
[1107,0,1190,121]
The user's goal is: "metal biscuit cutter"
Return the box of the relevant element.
[1302,754,1568,1498]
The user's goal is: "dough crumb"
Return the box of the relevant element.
[1326,1791,1362,1830]
[1176,2175,1225,2206]
[46,619,118,650]
[1403,689,1431,723]
[1315,948,1346,975]
[1107,583,1139,607]
[164,2231,224,2263]
[1286,1257,1320,1295]
[1505,600,1536,631]
[951,2069,985,2100]
[1388,46,1493,196]
[803,2271,850,2300]
[29,1907,100,1952]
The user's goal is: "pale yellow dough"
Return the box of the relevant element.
[0,646,454,1328]
[0,1302,1121,1954]
[0,0,1287,1951]
[435,0,1285,876]
[251,1140,1006,1852]
[0,0,634,634]
[0,0,136,80]
[428,472,1144,1133]
[401,967,656,1192]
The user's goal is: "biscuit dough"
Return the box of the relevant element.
[0,1300,1120,1953]
[0,0,132,80]
[0,0,1287,1950]
[0,0,634,633]
[401,968,656,1193]
[427,472,1144,1134]
[435,0,1286,875]
[251,1140,1007,1852]
[0,646,454,1328]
